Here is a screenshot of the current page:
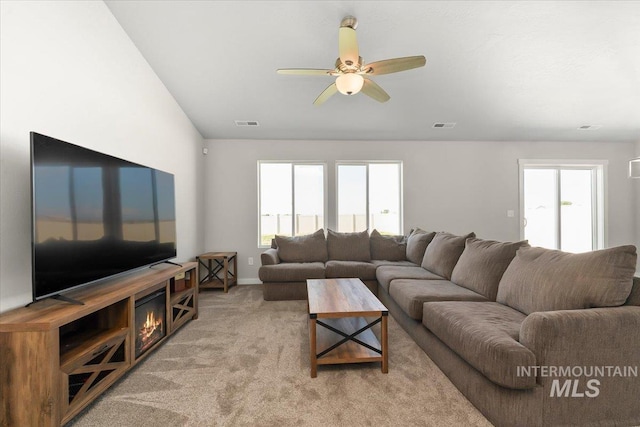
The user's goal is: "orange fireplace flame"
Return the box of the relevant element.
[140,310,163,347]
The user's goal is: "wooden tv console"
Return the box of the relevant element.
[0,262,198,427]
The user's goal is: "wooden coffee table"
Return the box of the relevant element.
[307,278,388,378]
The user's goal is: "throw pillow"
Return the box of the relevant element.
[421,231,476,279]
[275,229,328,263]
[409,227,428,235]
[451,238,530,301]
[496,245,637,315]
[370,229,406,261]
[405,229,436,265]
[327,229,371,261]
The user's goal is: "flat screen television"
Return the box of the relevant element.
[30,132,177,302]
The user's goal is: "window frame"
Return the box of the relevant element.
[257,161,328,248]
[335,160,404,235]
[518,159,607,251]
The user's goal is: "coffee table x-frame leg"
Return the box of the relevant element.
[315,317,382,358]
[309,312,388,378]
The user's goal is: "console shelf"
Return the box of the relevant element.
[60,327,129,424]
[60,327,128,367]
[170,288,196,331]
[0,262,198,427]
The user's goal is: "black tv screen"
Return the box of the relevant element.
[30,132,177,301]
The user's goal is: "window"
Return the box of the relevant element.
[336,162,402,235]
[519,160,606,253]
[258,162,326,246]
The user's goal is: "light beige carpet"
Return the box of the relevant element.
[68,285,491,426]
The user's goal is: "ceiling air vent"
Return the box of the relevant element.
[235,120,260,127]
[432,122,456,129]
[578,125,602,130]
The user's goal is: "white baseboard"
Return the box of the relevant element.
[238,278,262,285]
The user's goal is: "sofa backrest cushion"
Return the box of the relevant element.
[497,245,637,315]
[421,231,476,279]
[327,229,371,261]
[625,277,640,306]
[405,229,436,265]
[370,229,406,261]
[451,238,530,301]
[275,229,328,263]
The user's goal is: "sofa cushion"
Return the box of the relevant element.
[421,232,476,279]
[422,301,536,389]
[327,229,371,261]
[325,260,377,281]
[258,262,325,282]
[405,229,436,265]
[275,229,328,263]
[376,265,444,292]
[451,238,530,301]
[497,245,637,315]
[389,279,488,320]
[371,260,418,267]
[625,277,640,306]
[369,229,406,261]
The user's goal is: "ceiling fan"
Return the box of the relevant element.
[277,16,426,105]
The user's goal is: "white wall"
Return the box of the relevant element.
[635,140,640,266]
[0,1,205,312]
[204,139,637,282]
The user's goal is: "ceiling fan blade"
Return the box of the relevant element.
[338,27,359,67]
[363,55,426,75]
[361,79,390,103]
[277,68,333,76]
[313,83,338,106]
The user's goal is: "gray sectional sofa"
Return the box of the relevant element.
[259,228,640,426]
[260,229,399,300]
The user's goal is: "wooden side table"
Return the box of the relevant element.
[197,252,237,293]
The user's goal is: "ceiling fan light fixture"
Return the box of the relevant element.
[335,73,364,95]
[277,16,426,104]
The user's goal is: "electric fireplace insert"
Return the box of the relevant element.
[135,290,166,358]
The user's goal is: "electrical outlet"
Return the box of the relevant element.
[248,257,254,266]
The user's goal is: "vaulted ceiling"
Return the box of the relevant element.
[105,1,640,142]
